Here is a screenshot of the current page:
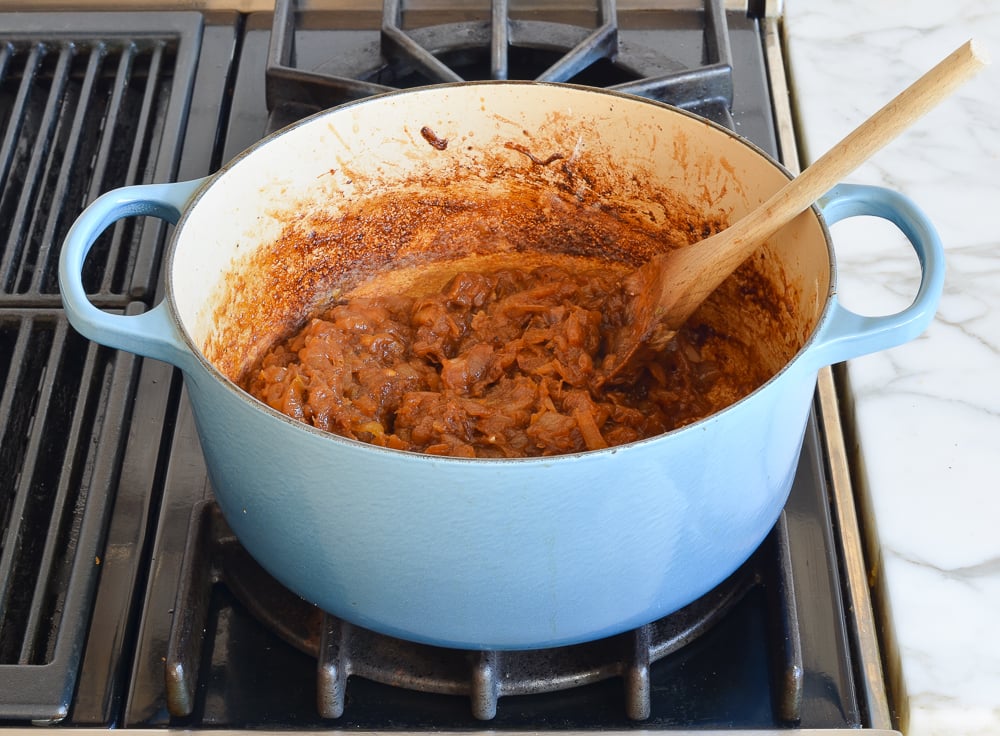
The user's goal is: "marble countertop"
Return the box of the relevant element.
[782,2,999,734]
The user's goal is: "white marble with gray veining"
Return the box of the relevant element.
[783,1,1000,734]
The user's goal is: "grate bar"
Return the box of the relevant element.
[0,315,47,615]
[535,0,618,83]
[0,41,12,80]
[265,0,393,111]
[610,62,733,107]
[9,318,73,664]
[381,0,464,84]
[89,46,136,203]
[6,44,76,295]
[267,67,394,110]
[0,44,53,290]
[0,44,43,205]
[18,323,105,664]
[2,46,75,291]
[5,44,74,291]
[0,322,35,596]
[470,649,500,720]
[317,616,349,719]
[609,0,732,111]
[705,0,733,70]
[101,42,165,297]
[26,45,106,296]
[0,315,64,652]
[771,511,805,723]
[0,313,33,427]
[85,45,136,301]
[623,624,652,720]
[489,0,509,80]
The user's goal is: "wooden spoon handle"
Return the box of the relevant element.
[698,38,989,281]
[605,40,988,386]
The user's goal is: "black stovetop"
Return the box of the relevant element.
[0,3,864,730]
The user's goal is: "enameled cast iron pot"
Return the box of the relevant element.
[59,83,944,650]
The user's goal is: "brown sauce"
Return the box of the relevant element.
[243,265,770,458]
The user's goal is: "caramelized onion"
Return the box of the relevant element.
[243,266,768,457]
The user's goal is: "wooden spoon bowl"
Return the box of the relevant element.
[603,39,988,385]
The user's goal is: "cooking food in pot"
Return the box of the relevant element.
[59,82,944,650]
[243,262,771,458]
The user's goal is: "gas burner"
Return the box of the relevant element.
[165,502,804,722]
[265,0,734,132]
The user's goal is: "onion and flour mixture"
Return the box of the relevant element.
[243,265,767,458]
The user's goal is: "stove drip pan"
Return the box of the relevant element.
[165,502,804,722]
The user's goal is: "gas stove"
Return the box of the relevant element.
[0,2,897,733]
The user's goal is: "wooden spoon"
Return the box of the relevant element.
[603,39,988,385]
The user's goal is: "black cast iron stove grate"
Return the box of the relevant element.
[265,0,735,130]
[0,12,201,722]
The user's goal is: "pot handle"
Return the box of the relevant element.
[804,182,945,369]
[58,178,209,370]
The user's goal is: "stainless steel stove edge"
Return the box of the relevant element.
[764,15,895,735]
[7,731,904,736]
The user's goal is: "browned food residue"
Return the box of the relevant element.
[504,142,566,166]
[243,265,771,458]
[419,126,448,150]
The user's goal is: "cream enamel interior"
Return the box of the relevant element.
[166,83,832,385]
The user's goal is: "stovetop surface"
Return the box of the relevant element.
[0,5,873,731]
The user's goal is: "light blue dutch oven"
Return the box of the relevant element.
[58,83,943,650]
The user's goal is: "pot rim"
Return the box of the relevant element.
[163,80,838,463]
